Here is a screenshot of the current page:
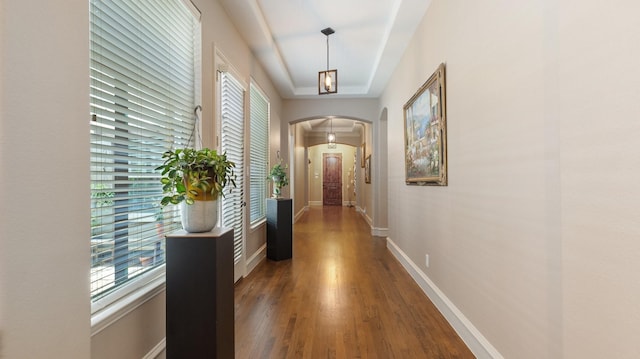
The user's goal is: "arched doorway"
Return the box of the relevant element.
[287,116,383,234]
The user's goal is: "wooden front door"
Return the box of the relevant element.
[323,153,342,206]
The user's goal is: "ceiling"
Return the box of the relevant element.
[219,0,432,100]
[299,117,364,138]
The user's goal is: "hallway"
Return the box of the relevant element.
[234,206,474,358]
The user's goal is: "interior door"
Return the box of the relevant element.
[323,153,342,206]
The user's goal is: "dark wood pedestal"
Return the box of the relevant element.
[266,198,293,261]
[165,227,234,358]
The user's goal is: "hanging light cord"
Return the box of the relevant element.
[326,35,330,71]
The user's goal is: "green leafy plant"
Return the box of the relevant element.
[156,148,236,206]
[268,161,289,188]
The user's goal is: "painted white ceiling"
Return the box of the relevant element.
[219,0,431,100]
[300,117,363,136]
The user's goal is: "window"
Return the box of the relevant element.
[249,83,269,223]
[219,71,245,280]
[89,0,200,301]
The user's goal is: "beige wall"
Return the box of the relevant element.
[293,124,307,217]
[373,109,388,233]
[381,0,640,358]
[0,0,91,357]
[360,123,374,224]
[283,98,379,124]
[90,293,166,358]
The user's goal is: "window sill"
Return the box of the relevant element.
[91,265,166,336]
[250,218,266,232]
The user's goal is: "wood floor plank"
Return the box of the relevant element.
[235,206,475,359]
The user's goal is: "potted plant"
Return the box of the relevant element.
[156,148,236,232]
[267,160,289,198]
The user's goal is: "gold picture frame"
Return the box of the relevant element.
[403,63,447,186]
[360,143,366,168]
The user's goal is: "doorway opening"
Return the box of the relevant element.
[307,144,357,207]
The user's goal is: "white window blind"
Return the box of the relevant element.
[249,83,269,223]
[220,72,245,265]
[90,0,199,300]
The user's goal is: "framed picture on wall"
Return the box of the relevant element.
[360,143,366,168]
[365,155,371,183]
[403,63,447,186]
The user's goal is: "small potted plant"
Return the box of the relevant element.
[267,160,289,198]
[156,148,236,232]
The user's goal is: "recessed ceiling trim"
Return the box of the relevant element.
[365,0,402,92]
[251,0,298,96]
[219,0,432,99]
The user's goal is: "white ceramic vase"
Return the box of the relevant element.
[272,176,282,198]
[180,200,218,233]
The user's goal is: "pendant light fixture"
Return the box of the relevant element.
[327,117,337,148]
[319,27,337,95]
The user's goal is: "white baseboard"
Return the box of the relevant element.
[371,227,388,237]
[359,210,372,227]
[386,237,503,359]
[309,201,322,206]
[142,337,166,359]
[246,244,266,275]
[295,206,307,223]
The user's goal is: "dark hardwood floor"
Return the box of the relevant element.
[234,206,474,358]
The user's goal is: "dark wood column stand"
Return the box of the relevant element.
[266,198,293,261]
[165,227,234,358]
